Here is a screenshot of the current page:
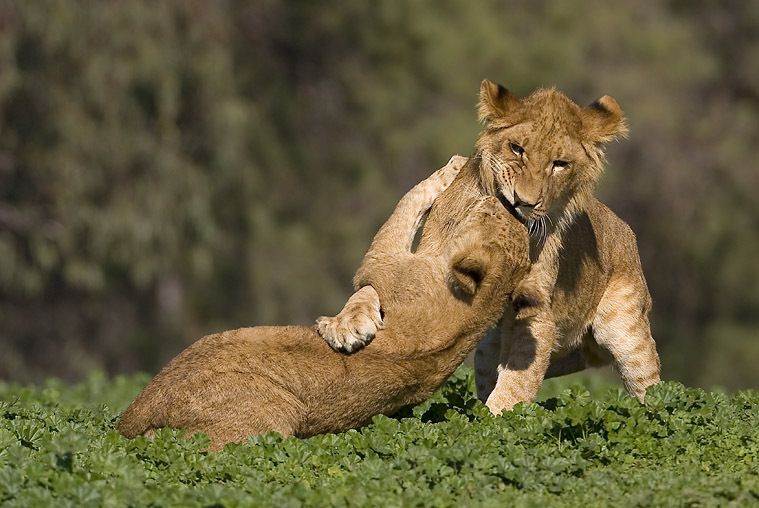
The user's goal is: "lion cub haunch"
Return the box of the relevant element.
[118,159,530,450]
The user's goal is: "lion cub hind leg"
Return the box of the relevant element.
[544,349,588,379]
[592,277,661,401]
[199,398,301,451]
[181,375,305,451]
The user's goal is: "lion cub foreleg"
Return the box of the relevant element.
[474,327,501,401]
[485,314,555,414]
[592,277,661,401]
[485,313,556,414]
[317,156,465,352]
[316,286,383,353]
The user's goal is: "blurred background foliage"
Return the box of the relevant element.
[0,0,757,388]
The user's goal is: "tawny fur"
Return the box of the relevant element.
[117,158,530,450]
[319,80,661,414]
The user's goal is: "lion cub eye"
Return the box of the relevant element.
[552,160,569,172]
[510,143,525,157]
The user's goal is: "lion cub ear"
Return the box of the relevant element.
[581,95,629,143]
[478,79,520,124]
[449,248,489,298]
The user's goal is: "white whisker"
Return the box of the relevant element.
[537,217,542,243]
[529,215,548,246]
[541,216,548,244]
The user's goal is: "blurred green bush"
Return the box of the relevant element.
[0,0,757,387]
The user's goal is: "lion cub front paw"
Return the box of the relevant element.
[485,391,520,416]
[316,302,383,354]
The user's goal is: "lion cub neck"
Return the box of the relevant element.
[416,159,489,254]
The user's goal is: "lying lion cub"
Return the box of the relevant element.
[117,157,530,450]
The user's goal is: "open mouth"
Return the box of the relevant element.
[496,193,527,225]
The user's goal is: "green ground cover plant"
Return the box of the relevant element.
[0,369,757,507]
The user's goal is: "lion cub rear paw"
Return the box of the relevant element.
[316,299,383,354]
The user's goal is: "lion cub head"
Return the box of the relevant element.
[475,79,627,234]
[447,196,532,312]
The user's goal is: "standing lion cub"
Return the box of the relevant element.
[318,80,661,414]
[118,158,531,450]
